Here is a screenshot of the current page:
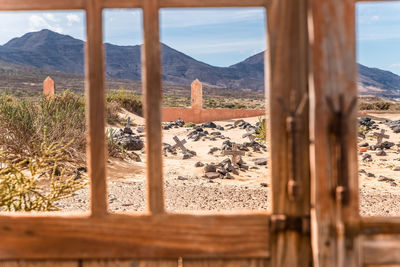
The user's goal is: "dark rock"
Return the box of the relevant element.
[202,122,217,128]
[376,149,387,156]
[378,175,395,182]
[359,142,369,147]
[177,176,188,180]
[195,162,204,167]
[119,136,144,151]
[253,158,267,166]
[123,127,133,135]
[260,182,268,187]
[204,164,217,173]
[204,172,219,179]
[362,154,372,161]
[208,147,220,154]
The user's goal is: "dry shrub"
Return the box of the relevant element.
[106,88,142,116]
[359,101,400,111]
[106,101,122,125]
[0,139,85,211]
[0,90,86,166]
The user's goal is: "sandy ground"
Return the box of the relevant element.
[58,112,400,216]
[58,116,270,213]
[359,113,400,216]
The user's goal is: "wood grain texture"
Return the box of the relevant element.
[142,0,165,214]
[83,260,178,267]
[362,235,400,265]
[267,0,311,266]
[0,214,269,259]
[361,217,400,235]
[182,259,269,266]
[0,261,78,267]
[159,0,269,8]
[102,0,141,8]
[0,0,84,10]
[86,0,108,217]
[309,0,360,266]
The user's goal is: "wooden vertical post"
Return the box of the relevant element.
[142,0,165,214]
[267,0,311,266]
[86,0,108,217]
[309,0,360,266]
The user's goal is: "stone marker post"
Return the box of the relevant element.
[43,76,55,98]
[191,79,202,111]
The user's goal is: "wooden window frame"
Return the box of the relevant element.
[0,0,280,261]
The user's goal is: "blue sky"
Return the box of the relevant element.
[0,4,399,72]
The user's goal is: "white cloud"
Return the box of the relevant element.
[43,13,57,22]
[66,14,80,26]
[29,14,64,33]
[389,63,400,68]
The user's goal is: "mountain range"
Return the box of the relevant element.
[0,29,398,97]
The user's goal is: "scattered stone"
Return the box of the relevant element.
[393,166,400,171]
[177,176,188,181]
[204,164,217,173]
[253,158,267,166]
[260,182,268,187]
[202,122,217,128]
[137,127,145,133]
[376,149,387,156]
[366,173,375,178]
[359,142,369,147]
[208,147,220,154]
[195,162,204,167]
[362,154,372,162]
[378,175,395,183]
[204,172,220,179]
[118,135,144,151]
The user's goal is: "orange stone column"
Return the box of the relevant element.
[43,76,55,98]
[191,79,202,110]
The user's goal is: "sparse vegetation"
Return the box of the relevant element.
[0,139,85,211]
[359,101,400,111]
[106,88,143,116]
[254,117,267,144]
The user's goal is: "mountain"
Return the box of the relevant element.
[0,29,398,96]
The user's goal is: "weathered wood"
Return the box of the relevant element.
[86,0,108,217]
[83,260,178,267]
[267,0,311,266]
[309,0,360,266]
[0,261,78,267]
[362,235,400,265]
[102,0,141,8]
[159,0,270,8]
[0,0,84,10]
[182,259,270,266]
[361,217,400,235]
[142,0,165,215]
[0,214,269,259]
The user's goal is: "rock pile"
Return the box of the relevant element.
[163,119,185,130]
[187,126,228,142]
[113,128,144,151]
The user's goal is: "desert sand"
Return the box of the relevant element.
[58,112,400,217]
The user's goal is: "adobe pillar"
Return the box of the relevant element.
[191,79,202,111]
[43,76,55,98]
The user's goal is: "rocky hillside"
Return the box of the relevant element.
[0,29,398,96]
